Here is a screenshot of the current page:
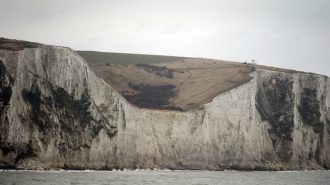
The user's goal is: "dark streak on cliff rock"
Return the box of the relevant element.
[298,87,322,133]
[256,74,294,162]
[327,118,330,136]
[20,77,117,159]
[22,80,117,137]
[0,62,37,166]
[297,76,328,167]
[121,104,126,130]
[0,60,14,157]
[0,60,14,113]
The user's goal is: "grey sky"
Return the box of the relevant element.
[1,0,329,76]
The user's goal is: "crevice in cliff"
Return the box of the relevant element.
[0,141,37,164]
[200,109,206,125]
[0,142,14,155]
[14,142,37,163]
[0,60,14,113]
[121,104,126,130]
[151,123,163,158]
[326,118,330,136]
[315,124,324,165]
[0,60,14,159]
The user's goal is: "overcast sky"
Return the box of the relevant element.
[1,0,329,76]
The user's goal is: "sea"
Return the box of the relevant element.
[0,170,329,185]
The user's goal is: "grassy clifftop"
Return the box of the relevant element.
[77,51,186,65]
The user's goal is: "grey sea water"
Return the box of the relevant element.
[0,170,329,185]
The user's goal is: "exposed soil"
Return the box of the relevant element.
[89,59,255,111]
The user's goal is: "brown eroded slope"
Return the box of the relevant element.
[89,58,254,111]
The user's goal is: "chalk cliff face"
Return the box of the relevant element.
[0,42,329,170]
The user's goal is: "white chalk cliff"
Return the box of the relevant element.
[0,42,329,170]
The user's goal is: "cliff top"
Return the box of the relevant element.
[0,37,324,111]
[0,37,41,51]
[78,51,299,111]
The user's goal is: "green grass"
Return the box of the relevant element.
[77,51,186,65]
